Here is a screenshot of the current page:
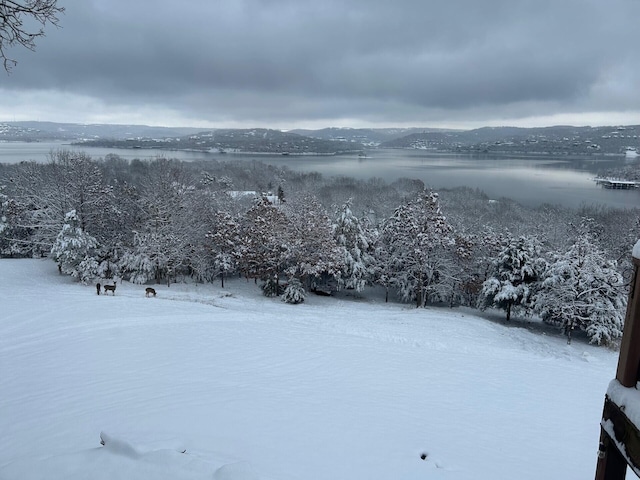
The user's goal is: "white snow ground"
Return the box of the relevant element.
[0,259,619,479]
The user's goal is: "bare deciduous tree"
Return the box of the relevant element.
[0,0,64,72]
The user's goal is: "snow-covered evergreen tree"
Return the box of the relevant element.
[50,210,99,283]
[333,199,375,292]
[261,277,280,297]
[372,233,393,302]
[380,190,457,307]
[535,235,625,345]
[239,197,293,283]
[0,188,33,257]
[281,278,305,304]
[205,211,241,287]
[284,193,342,287]
[478,235,546,321]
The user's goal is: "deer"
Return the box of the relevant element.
[145,287,156,297]
[103,283,117,295]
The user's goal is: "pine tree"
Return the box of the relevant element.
[478,235,546,321]
[333,199,375,292]
[205,211,241,287]
[284,193,342,288]
[380,190,457,307]
[535,235,625,345]
[239,197,293,283]
[50,210,99,283]
[281,278,306,304]
[0,188,33,257]
[372,233,393,303]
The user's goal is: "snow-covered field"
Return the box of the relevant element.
[0,259,619,479]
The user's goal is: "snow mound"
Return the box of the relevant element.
[1,432,258,480]
[214,462,260,480]
[633,239,640,260]
[100,431,141,458]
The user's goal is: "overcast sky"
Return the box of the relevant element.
[1,0,639,129]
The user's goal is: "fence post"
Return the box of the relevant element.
[595,241,640,480]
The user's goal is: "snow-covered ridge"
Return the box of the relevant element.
[0,259,619,480]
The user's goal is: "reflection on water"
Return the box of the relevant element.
[0,142,638,209]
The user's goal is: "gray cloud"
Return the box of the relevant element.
[2,0,639,127]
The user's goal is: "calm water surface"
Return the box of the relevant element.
[1,142,638,209]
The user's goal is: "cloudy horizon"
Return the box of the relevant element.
[1,0,639,130]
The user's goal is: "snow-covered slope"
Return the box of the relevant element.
[0,259,618,479]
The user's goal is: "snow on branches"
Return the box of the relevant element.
[478,235,546,321]
[50,210,99,283]
[535,235,626,345]
[333,199,375,292]
[380,190,457,307]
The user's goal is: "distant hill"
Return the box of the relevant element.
[0,123,363,155]
[2,121,638,156]
[0,121,203,142]
[380,125,640,155]
[74,128,364,155]
[289,127,457,146]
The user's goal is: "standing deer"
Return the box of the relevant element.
[145,287,156,297]
[103,283,117,295]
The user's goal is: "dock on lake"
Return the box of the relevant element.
[594,178,640,189]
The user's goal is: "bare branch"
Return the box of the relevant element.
[0,0,65,72]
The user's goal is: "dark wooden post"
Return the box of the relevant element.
[616,254,640,387]
[595,245,640,480]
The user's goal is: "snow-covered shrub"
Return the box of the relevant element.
[281,278,305,304]
[261,277,282,297]
[119,250,155,284]
[97,257,121,281]
[77,255,100,284]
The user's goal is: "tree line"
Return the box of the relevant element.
[1,150,638,346]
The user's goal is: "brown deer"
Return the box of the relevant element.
[145,287,156,297]
[103,283,117,295]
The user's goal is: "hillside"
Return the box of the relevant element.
[380,125,640,155]
[289,127,456,147]
[74,128,363,155]
[0,259,617,479]
[0,121,202,142]
[2,121,639,156]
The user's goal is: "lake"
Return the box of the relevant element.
[1,141,638,209]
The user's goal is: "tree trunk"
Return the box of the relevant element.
[506,302,512,322]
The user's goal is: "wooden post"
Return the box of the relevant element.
[595,245,640,480]
[616,255,640,387]
[596,427,628,480]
